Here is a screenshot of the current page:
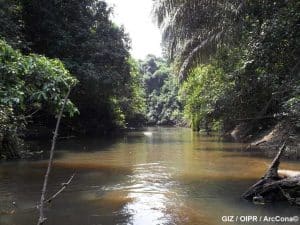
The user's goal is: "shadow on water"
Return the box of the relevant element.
[1,127,300,225]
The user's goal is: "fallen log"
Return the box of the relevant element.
[242,142,300,206]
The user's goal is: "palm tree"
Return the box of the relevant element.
[153,0,244,80]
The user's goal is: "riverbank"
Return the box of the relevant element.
[229,120,300,159]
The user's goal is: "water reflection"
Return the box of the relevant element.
[0,127,300,225]
[123,163,174,225]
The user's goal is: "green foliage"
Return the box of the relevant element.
[119,58,146,126]
[0,39,77,158]
[154,0,243,79]
[0,39,78,117]
[283,84,300,129]
[19,0,137,132]
[180,64,233,131]
[0,40,77,116]
[0,0,25,49]
[141,56,183,125]
[156,0,300,133]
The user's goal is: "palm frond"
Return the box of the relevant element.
[153,0,245,80]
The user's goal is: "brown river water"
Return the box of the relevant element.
[0,127,299,225]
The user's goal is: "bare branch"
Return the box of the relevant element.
[44,173,76,204]
[37,88,71,225]
[264,142,286,179]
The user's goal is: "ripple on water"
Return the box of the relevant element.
[1,127,300,225]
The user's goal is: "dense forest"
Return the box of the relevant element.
[140,55,182,126]
[154,0,300,148]
[1,0,300,159]
[0,0,147,159]
[1,1,300,224]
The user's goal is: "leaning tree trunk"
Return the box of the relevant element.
[242,142,300,205]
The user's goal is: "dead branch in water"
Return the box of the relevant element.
[242,142,300,205]
[44,173,75,204]
[37,88,74,225]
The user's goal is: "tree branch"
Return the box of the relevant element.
[44,173,75,204]
[264,142,286,179]
[37,88,71,225]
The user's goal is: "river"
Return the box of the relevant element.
[0,127,299,225]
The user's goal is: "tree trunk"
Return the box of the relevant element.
[242,142,300,205]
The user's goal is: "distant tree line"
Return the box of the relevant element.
[139,55,183,126]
